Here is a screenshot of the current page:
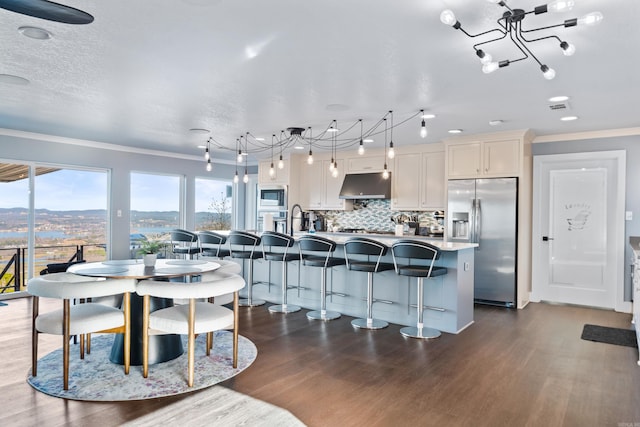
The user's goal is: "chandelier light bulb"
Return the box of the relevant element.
[560,41,576,56]
[440,10,457,27]
[269,163,275,177]
[329,159,335,171]
[331,168,339,178]
[204,147,210,161]
[278,155,284,169]
[358,140,365,155]
[578,11,603,26]
[388,143,395,159]
[206,159,212,172]
[243,172,249,183]
[541,65,556,80]
[482,61,499,74]
[420,120,428,138]
[548,0,575,13]
[237,151,243,163]
[477,49,493,65]
[233,171,239,183]
[382,166,389,180]
[307,150,314,165]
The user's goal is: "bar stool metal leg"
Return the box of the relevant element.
[400,277,441,339]
[351,272,388,330]
[239,259,265,307]
[269,261,301,313]
[307,267,340,321]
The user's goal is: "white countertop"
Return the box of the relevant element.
[293,231,477,251]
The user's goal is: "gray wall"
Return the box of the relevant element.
[0,134,256,260]
[532,134,640,300]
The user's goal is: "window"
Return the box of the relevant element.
[130,172,180,252]
[195,178,233,231]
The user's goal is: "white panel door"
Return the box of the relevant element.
[532,151,626,310]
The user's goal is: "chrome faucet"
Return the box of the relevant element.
[290,204,303,236]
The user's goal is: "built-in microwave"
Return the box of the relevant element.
[258,185,287,210]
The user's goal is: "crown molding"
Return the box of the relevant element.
[532,127,640,144]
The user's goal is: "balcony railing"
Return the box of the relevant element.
[0,244,106,293]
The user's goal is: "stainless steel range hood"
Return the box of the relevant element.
[339,172,391,199]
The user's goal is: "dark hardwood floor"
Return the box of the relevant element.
[2,296,639,426]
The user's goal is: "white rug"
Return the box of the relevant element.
[27,331,257,401]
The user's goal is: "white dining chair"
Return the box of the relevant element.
[136,272,245,387]
[28,272,137,390]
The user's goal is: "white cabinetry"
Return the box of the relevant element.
[346,155,386,173]
[300,158,351,210]
[258,159,289,185]
[392,150,444,210]
[447,139,520,178]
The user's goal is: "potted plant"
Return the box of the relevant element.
[137,238,163,267]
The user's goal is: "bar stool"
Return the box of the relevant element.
[298,235,345,321]
[391,239,447,339]
[261,231,301,314]
[170,229,200,259]
[228,230,264,307]
[344,237,395,330]
[197,230,230,259]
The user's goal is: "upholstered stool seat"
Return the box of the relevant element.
[197,231,231,259]
[391,239,447,339]
[298,235,345,321]
[344,237,395,330]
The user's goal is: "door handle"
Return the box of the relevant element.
[542,236,554,241]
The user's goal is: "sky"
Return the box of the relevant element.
[0,168,232,212]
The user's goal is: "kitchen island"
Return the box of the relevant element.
[237,231,477,334]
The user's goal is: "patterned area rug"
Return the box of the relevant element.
[27,331,257,401]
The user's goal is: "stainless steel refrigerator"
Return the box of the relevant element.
[447,178,517,307]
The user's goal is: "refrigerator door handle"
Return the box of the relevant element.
[475,199,481,244]
[470,198,477,243]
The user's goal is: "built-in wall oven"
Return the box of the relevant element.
[258,185,287,211]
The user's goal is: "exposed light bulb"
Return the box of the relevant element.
[560,41,576,56]
[388,145,395,159]
[420,120,428,138]
[206,159,212,172]
[578,11,603,26]
[204,147,210,161]
[233,171,239,183]
[329,159,335,171]
[548,0,575,13]
[237,151,243,163]
[382,166,389,180]
[243,172,249,183]
[541,65,556,80]
[482,62,499,74]
[358,141,365,155]
[269,163,275,177]
[486,0,502,3]
[332,168,339,178]
[307,151,314,165]
[278,155,284,169]
[476,49,492,65]
[440,9,457,27]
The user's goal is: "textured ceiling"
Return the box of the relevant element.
[0,0,637,163]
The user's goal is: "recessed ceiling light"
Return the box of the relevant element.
[422,113,436,119]
[548,95,569,103]
[0,74,30,85]
[560,116,578,121]
[363,138,374,143]
[294,145,305,150]
[489,120,503,126]
[196,145,207,149]
[18,26,51,40]
[189,128,210,134]
[448,129,463,134]
[254,137,265,141]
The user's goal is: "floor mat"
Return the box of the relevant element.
[581,324,638,348]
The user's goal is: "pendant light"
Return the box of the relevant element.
[204,137,210,161]
[358,119,365,155]
[388,111,395,159]
[329,120,336,172]
[233,138,239,183]
[242,136,249,183]
[420,110,428,138]
[237,136,243,163]
[269,134,276,179]
[307,127,314,165]
[382,118,389,180]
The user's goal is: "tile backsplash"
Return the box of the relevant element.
[311,199,442,232]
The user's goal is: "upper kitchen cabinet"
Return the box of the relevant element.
[392,146,445,211]
[258,159,290,185]
[445,130,534,179]
[346,155,388,173]
[298,158,352,210]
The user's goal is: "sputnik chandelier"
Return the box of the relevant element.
[440,0,603,80]
[202,109,435,180]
